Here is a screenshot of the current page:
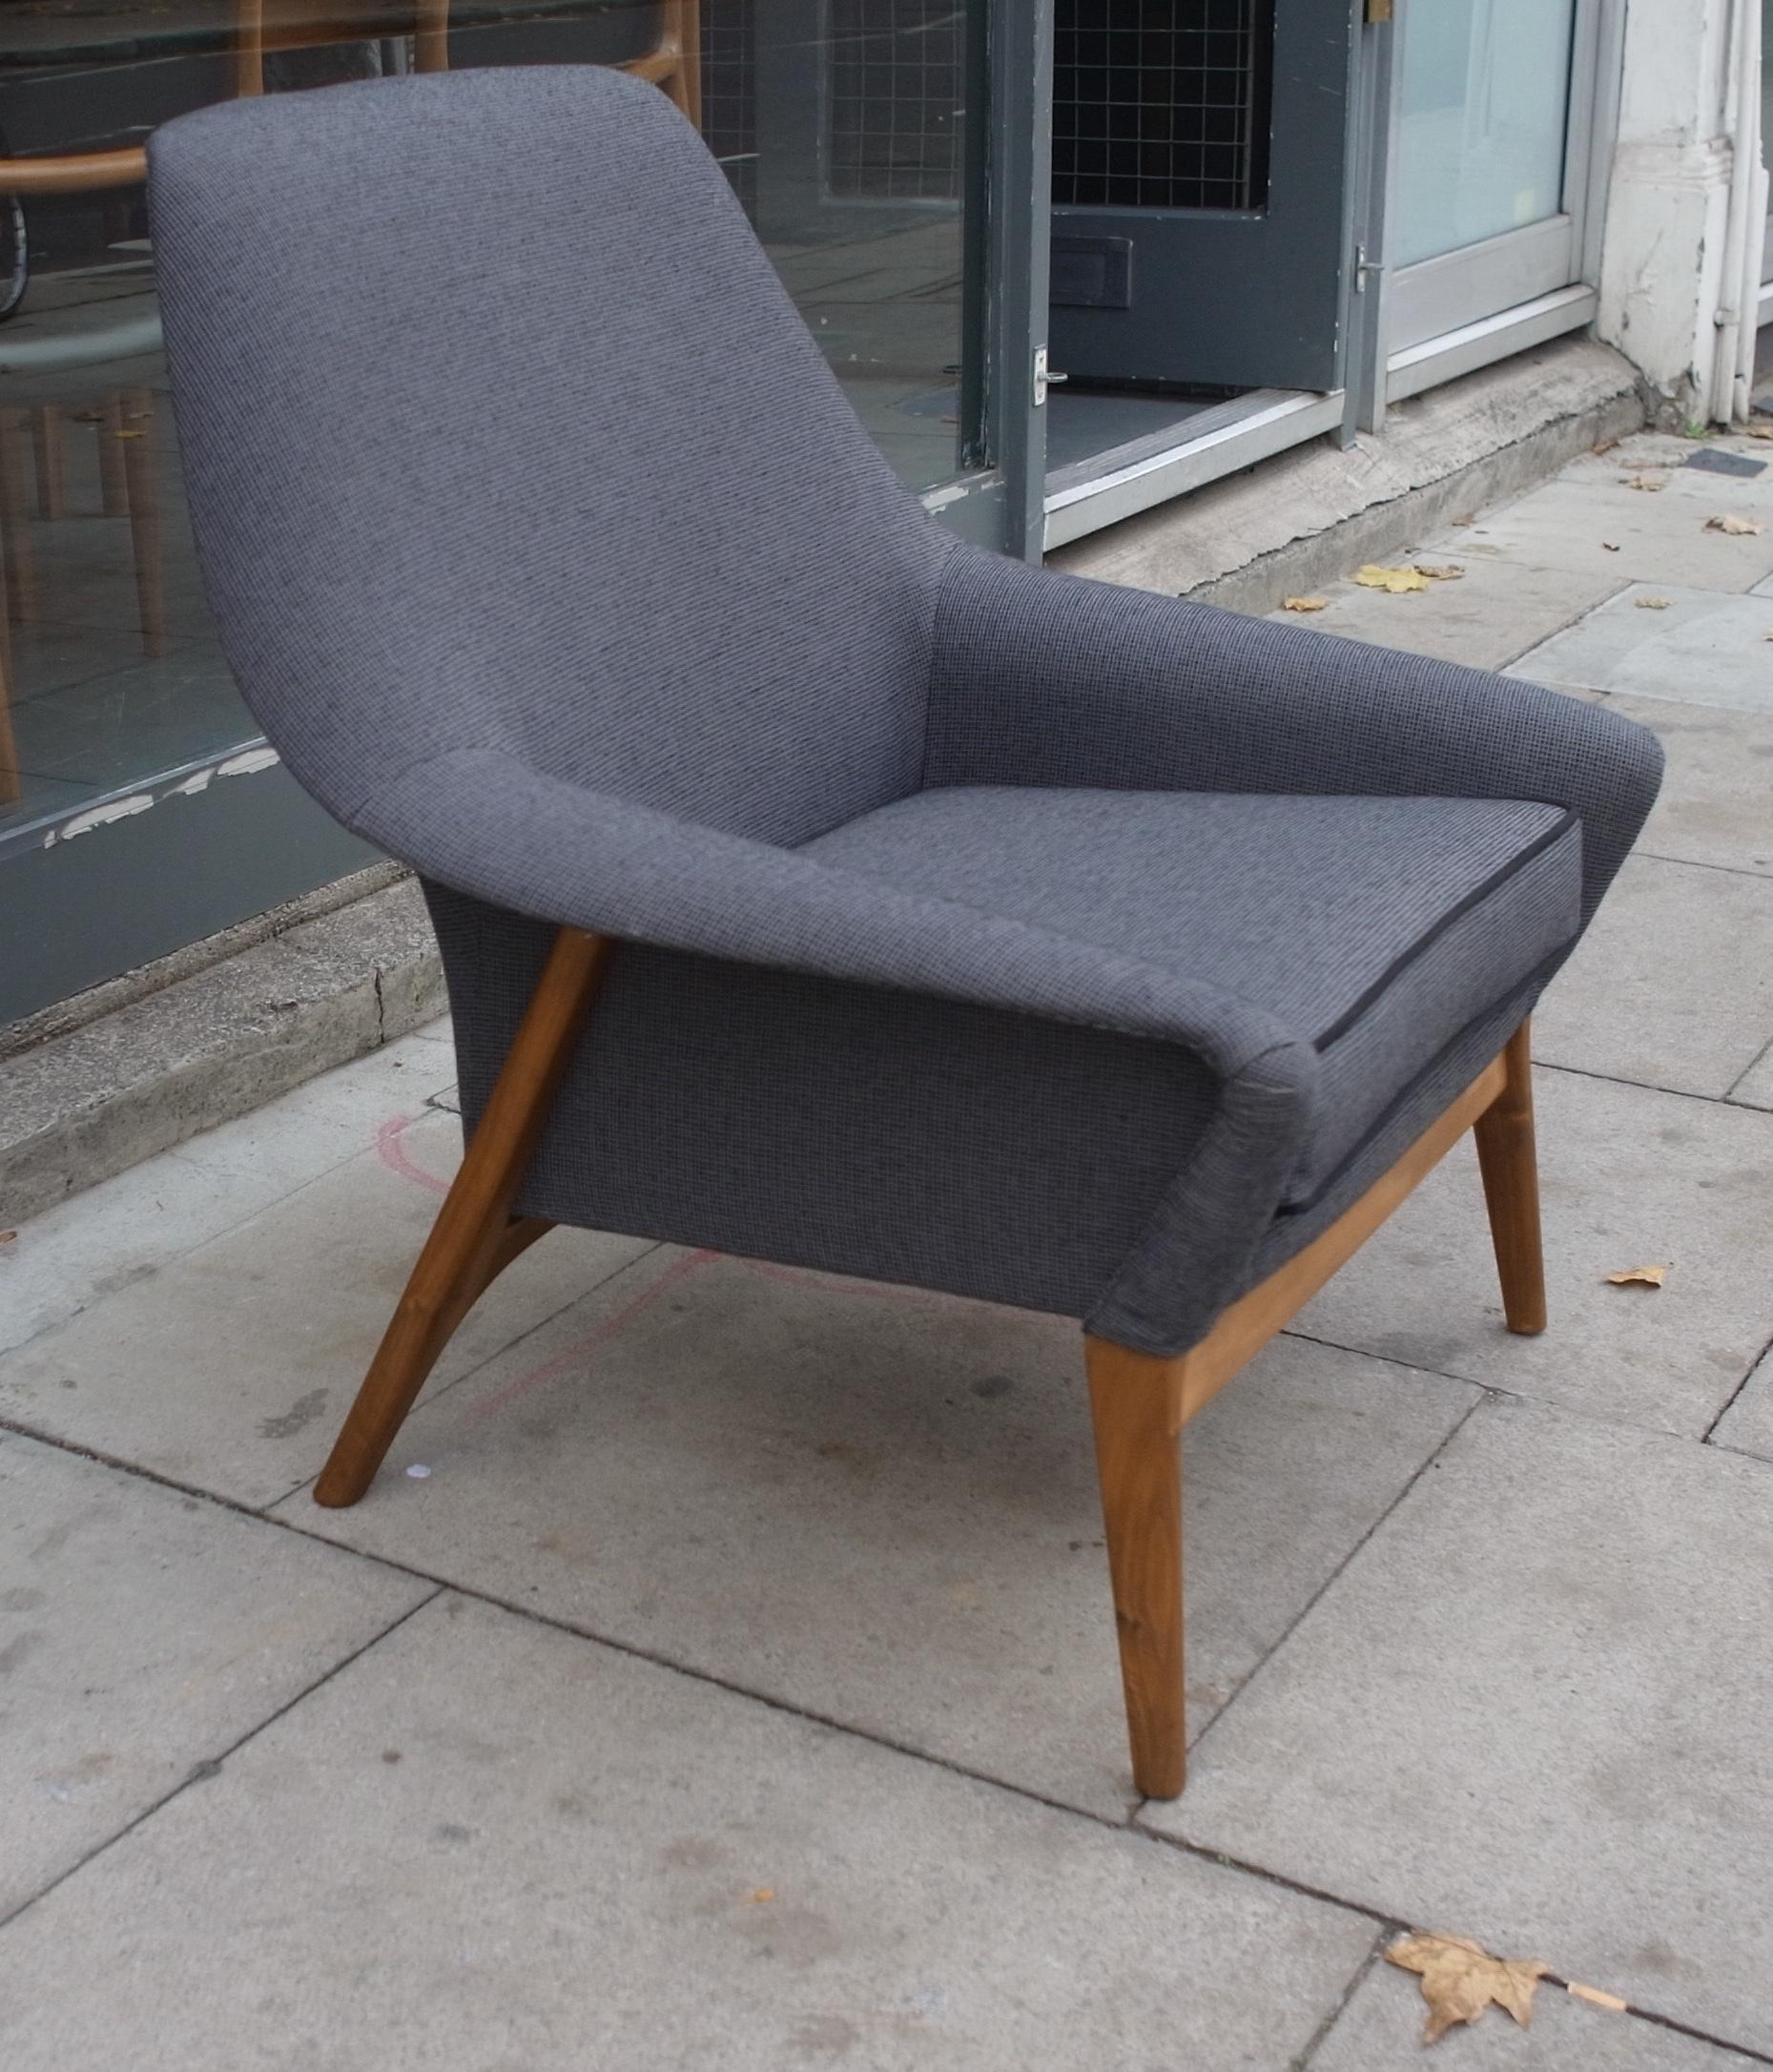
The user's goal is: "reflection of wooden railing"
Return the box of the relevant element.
[0,0,703,194]
[0,389,169,804]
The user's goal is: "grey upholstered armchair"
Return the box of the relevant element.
[149,66,1661,1799]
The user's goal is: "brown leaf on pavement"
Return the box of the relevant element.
[1635,596,1673,610]
[1386,1932,1549,2045]
[1605,1263,1667,1288]
[1355,564,1431,593]
[1412,562,1465,580]
[1707,513,1765,534]
[0,1229,14,1245]
[1746,421,1773,440]
[1282,595,1329,612]
[1620,472,1666,490]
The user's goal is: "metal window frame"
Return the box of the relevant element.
[1356,0,1618,432]
[920,0,1051,558]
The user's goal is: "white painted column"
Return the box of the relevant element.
[1596,0,1742,421]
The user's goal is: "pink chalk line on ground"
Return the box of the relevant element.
[371,1108,944,1432]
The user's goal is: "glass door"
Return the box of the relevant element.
[1385,0,1594,354]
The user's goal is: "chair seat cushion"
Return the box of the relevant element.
[802,786,1581,1204]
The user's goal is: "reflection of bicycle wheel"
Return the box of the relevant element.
[0,131,26,321]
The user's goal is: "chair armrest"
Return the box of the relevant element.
[363,742,1298,1076]
[359,741,1318,1350]
[924,546,1663,924]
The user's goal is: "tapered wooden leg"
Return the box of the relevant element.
[312,925,615,1507]
[1473,1019,1547,1336]
[1085,1335,1187,1799]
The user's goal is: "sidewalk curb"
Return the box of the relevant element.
[1053,338,1648,612]
[0,877,444,1227]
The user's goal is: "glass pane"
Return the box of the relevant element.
[0,1,983,997]
[1393,0,1576,268]
[750,0,980,492]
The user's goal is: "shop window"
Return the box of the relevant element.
[0,0,983,1021]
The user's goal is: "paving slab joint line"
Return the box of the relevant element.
[1538,1056,1745,1107]
[1701,1323,1773,1444]
[0,1585,443,1937]
[17,1401,1657,2014]
[1172,1390,1489,1772]
[1726,1035,1773,1106]
[0,1408,1410,1927]
[1292,1936,1390,2071]
[1538,1982,1773,2069]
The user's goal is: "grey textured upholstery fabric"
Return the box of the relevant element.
[149,64,1663,1357]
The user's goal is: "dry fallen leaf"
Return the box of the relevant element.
[1636,596,1673,610]
[0,1229,14,1245]
[1282,595,1329,612]
[1601,541,1621,551]
[1450,513,1476,527]
[1707,513,1765,534]
[1606,1263,1667,1288]
[1567,1981,1629,2012]
[1412,562,1465,581]
[746,1887,775,1904]
[1620,472,1665,491]
[1355,564,1432,594]
[1746,421,1773,440]
[1387,1932,1549,2045]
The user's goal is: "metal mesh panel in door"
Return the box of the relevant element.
[1053,0,1273,211]
[827,0,965,200]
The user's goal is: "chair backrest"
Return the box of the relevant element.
[149,65,953,848]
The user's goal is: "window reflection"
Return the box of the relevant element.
[0,0,975,877]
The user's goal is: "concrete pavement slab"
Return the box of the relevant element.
[0,1111,656,1506]
[1452,476,1773,590]
[278,1251,1476,1818]
[1606,692,1773,876]
[0,1591,1379,2071]
[1531,855,1773,1097]
[1709,1350,1773,1461]
[0,1026,458,1357]
[0,1434,427,1919]
[1264,558,1621,670]
[1728,1040,1773,1109]
[1506,584,1773,709]
[1312,1958,1762,2069]
[1293,1066,1773,1437]
[1564,435,1773,513]
[1146,1398,1773,2058]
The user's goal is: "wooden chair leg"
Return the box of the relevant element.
[1473,1018,1547,1336]
[1084,1335,1188,1799]
[312,924,615,1507]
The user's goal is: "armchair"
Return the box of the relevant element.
[148,65,1661,1798]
